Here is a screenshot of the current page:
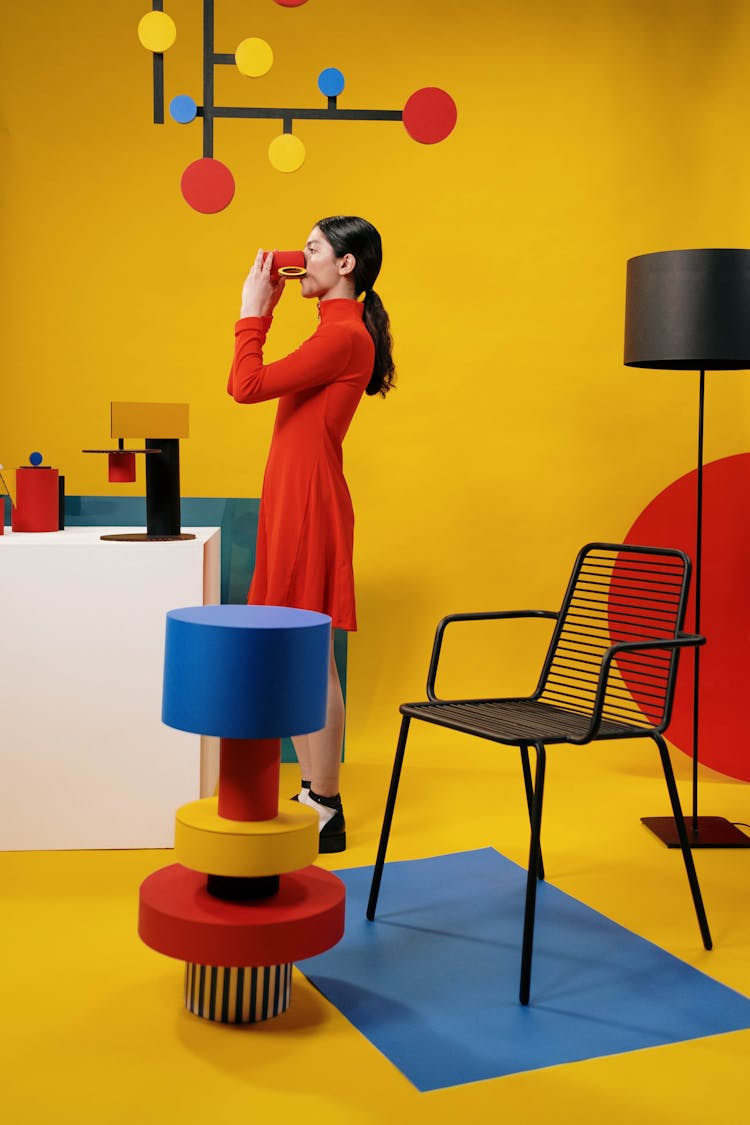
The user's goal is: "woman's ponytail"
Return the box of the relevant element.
[363,289,395,397]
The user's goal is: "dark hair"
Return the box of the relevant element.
[316,215,396,397]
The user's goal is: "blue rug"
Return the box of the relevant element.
[299,848,750,1091]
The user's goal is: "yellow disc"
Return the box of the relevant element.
[137,11,177,53]
[175,797,319,877]
[268,134,306,173]
[235,37,273,78]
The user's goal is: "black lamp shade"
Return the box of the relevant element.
[624,249,750,370]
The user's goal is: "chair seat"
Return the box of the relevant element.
[400,698,646,745]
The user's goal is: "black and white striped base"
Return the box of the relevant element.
[184,962,293,1023]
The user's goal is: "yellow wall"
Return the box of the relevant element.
[3,0,750,754]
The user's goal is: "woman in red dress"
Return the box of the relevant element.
[228,216,395,852]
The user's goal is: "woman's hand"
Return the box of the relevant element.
[240,249,286,318]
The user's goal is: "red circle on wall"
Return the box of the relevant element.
[622,452,750,781]
[273,0,309,7]
[402,87,457,144]
[181,158,235,214]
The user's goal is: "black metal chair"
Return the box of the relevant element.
[366,542,712,1004]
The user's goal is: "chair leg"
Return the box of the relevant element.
[520,744,545,882]
[652,733,712,950]
[366,714,412,921]
[519,742,546,1005]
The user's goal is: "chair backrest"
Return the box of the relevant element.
[535,543,691,733]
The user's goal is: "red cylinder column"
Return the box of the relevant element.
[218,738,280,821]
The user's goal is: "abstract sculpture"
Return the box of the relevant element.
[138,603,346,1022]
[83,401,194,541]
[137,1,457,212]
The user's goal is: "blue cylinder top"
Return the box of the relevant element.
[162,604,331,738]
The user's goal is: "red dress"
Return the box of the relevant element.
[228,298,374,631]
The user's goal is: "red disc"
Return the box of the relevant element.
[402,87,457,144]
[273,0,309,6]
[620,452,750,782]
[139,863,345,966]
[181,159,235,214]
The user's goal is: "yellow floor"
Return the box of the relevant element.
[2,740,749,1125]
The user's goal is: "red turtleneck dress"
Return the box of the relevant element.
[228,298,374,631]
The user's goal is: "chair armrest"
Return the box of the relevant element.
[567,633,706,744]
[427,610,558,702]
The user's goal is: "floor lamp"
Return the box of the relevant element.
[625,247,750,848]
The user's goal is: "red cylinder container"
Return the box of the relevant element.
[262,251,306,279]
[12,466,60,532]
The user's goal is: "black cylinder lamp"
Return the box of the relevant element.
[624,248,750,848]
[625,249,750,370]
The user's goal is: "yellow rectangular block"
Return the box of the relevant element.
[110,402,190,439]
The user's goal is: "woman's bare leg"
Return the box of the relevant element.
[291,733,311,783]
[291,644,344,796]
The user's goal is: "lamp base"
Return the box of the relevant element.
[641,815,750,848]
[100,532,196,542]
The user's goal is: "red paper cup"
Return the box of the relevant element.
[262,251,306,279]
